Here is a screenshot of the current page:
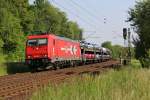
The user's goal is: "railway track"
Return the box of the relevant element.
[0,60,120,100]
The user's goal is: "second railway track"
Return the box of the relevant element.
[0,60,120,100]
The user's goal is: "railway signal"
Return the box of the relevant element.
[127,28,131,64]
[122,28,132,65]
[123,28,127,40]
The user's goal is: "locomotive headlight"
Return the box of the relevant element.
[44,55,48,57]
[27,56,31,59]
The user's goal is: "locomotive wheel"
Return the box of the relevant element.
[46,63,56,70]
[70,61,75,67]
[55,63,60,69]
[52,64,57,70]
[58,62,63,69]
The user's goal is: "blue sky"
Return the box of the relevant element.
[29,0,136,45]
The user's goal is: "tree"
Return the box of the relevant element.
[0,38,4,52]
[0,7,22,53]
[101,41,112,49]
[9,0,34,33]
[128,0,150,67]
[0,0,26,61]
[0,0,82,61]
[101,41,126,59]
[31,0,82,40]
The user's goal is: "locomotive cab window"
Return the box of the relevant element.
[38,38,48,45]
[27,38,48,46]
[27,39,37,46]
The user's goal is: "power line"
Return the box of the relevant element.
[68,0,107,34]
[67,0,103,26]
[51,0,106,40]
[69,0,105,23]
[51,0,96,28]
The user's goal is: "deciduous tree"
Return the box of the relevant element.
[128,0,150,67]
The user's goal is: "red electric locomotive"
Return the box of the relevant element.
[25,33,112,71]
[25,33,81,70]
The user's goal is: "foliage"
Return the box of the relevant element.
[101,41,121,58]
[0,53,7,76]
[31,0,82,40]
[101,41,135,59]
[131,59,141,68]
[0,0,82,61]
[128,0,150,68]
[32,68,150,100]
[0,1,23,60]
[0,38,4,50]
[101,41,112,49]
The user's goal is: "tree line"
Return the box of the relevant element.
[128,0,150,68]
[101,0,150,68]
[101,41,135,59]
[0,0,82,61]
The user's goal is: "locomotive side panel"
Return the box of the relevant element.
[54,37,81,61]
[47,35,55,61]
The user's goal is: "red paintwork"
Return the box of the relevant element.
[83,54,95,59]
[26,34,81,63]
[26,35,49,59]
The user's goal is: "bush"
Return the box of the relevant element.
[131,59,141,68]
[139,49,150,68]
[139,58,150,68]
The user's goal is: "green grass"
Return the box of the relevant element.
[131,59,141,68]
[0,53,30,76]
[0,54,7,76]
[0,66,7,76]
[31,66,150,100]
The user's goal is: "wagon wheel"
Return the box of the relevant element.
[70,61,75,67]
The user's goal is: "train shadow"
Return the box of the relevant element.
[6,62,30,74]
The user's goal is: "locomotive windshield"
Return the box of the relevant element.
[27,38,48,46]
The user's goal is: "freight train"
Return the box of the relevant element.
[25,33,111,71]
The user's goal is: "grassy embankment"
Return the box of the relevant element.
[0,54,7,76]
[0,54,30,76]
[32,60,150,100]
